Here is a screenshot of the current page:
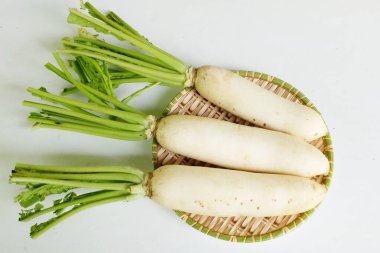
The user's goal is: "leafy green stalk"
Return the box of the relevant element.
[24,100,146,131]
[53,53,108,107]
[13,171,142,184]
[122,82,159,103]
[29,111,107,128]
[25,49,160,141]
[25,83,155,140]
[58,49,185,87]
[68,3,188,73]
[10,163,147,238]
[30,195,138,239]
[20,190,128,222]
[69,58,89,84]
[74,33,171,69]
[10,177,134,191]
[29,117,147,141]
[45,62,70,82]
[29,87,94,116]
[15,163,144,179]
[60,2,193,91]
[26,87,148,124]
[63,39,176,74]
[106,11,142,38]
[61,77,155,96]
[59,59,153,96]
[14,184,73,208]
[83,2,147,43]
[41,63,147,114]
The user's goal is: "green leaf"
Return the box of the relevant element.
[68,10,124,41]
[77,28,99,40]
[31,216,60,237]
[19,203,44,220]
[74,56,115,97]
[15,185,74,208]
[68,11,109,35]
[70,58,89,84]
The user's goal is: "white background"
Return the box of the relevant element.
[1,0,379,252]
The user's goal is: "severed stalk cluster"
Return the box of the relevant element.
[25,53,157,140]
[11,163,146,239]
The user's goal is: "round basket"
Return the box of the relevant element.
[152,70,334,243]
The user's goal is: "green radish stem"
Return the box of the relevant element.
[74,33,171,69]
[68,6,187,73]
[30,118,147,141]
[25,53,159,140]
[15,163,144,178]
[81,1,185,71]
[45,56,147,115]
[10,177,134,191]
[63,39,176,74]
[24,100,145,131]
[20,190,132,222]
[122,82,159,103]
[10,163,145,238]
[13,171,142,184]
[30,195,138,239]
[58,49,185,87]
[53,53,107,107]
[59,67,154,97]
[20,191,123,222]
[111,77,154,86]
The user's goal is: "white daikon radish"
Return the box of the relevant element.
[195,66,328,141]
[156,115,328,177]
[149,165,326,217]
[11,163,327,237]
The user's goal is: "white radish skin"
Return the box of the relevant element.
[149,165,326,217]
[156,115,328,178]
[194,66,328,141]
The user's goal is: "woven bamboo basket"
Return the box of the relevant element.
[152,70,334,243]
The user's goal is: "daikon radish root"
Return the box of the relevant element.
[59,2,328,141]
[195,66,328,141]
[150,165,327,217]
[156,115,329,177]
[10,163,327,238]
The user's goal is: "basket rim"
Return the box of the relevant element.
[151,70,334,243]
